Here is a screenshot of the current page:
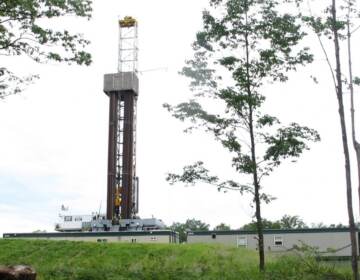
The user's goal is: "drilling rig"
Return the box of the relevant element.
[100,16,165,230]
[53,17,165,232]
[104,16,139,222]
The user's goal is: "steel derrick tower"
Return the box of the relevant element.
[103,17,139,221]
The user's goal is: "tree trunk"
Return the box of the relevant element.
[248,100,264,271]
[0,265,36,280]
[253,173,265,271]
[346,6,360,226]
[332,1,359,279]
[249,94,265,271]
[244,6,265,271]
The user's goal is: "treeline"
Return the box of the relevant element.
[169,216,348,243]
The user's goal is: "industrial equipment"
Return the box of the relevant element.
[57,16,163,232]
[3,17,168,238]
[104,15,139,222]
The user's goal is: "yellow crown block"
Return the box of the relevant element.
[119,16,137,28]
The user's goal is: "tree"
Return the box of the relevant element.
[346,0,360,260]
[168,218,210,243]
[165,0,319,270]
[329,223,347,228]
[310,222,327,229]
[241,215,306,230]
[213,223,231,231]
[280,214,306,229]
[0,0,92,98]
[241,219,281,231]
[327,2,358,277]
[302,1,359,278]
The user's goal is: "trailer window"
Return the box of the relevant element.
[237,236,247,248]
[74,217,82,222]
[64,216,72,222]
[274,236,283,246]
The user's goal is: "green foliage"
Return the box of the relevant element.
[166,161,253,194]
[0,68,39,98]
[265,255,351,280]
[302,14,346,38]
[168,218,210,243]
[0,239,352,280]
[280,214,307,229]
[301,1,360,278]
[241,219,282,230]
[0,0,92,98]
[353,77,360,86]
[166,0,320,270]
[241,215,311,230]
[166,0,319,198]
[213,223,231,231]
[241,215,350,230]
[263,123,320,166]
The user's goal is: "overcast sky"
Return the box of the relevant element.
[1,0,360,235]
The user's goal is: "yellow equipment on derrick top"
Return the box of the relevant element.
[119,16,137,28]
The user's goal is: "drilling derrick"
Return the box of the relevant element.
[4,16,166,236]
[103,17,139,221]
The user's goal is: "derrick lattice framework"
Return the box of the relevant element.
[103,17,139,221]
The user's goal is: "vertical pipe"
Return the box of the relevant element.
[121,92,135,219]
[107,92,118,220]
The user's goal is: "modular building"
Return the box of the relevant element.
[187,228,357,257]
[3,230,178,244]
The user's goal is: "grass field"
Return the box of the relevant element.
[0,239,354,279]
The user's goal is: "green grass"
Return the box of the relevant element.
[0,239,353,279]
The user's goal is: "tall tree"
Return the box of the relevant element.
[279,214,306,229]
[303,1,359,278]
[168,218,210,243]
[214,223,231,231]
[165,0,319,270]
[241,219,281,231]
[241,215,306,230]
[346,0,360,226]
[0,0,92,98]
[342,0,360,280]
